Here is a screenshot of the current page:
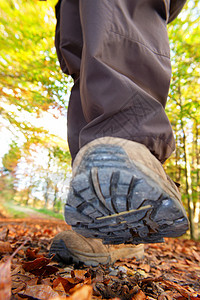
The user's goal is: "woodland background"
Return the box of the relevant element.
[0,0,199,240]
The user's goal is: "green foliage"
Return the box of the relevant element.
[166,0,200,184]
[166,0,200,238]
[0,0,72,212]
[0,0,68,112]
[2,142,21,173]
[32,207,64,220]
[0,0,72,144]
[0,173,15,201]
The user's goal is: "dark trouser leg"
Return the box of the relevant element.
[56,0,175,163]
[67,80,87,162]
[55,0,87,161]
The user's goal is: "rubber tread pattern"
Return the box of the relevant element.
[65,145,189,244]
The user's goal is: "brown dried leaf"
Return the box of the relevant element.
[0,259,11,300]
[25,248,43,260]
[11,264,25,275]
[0,228,9,241]
[27,277,39,286]
[192,249,200,262]
[12,282,26,295]
[69,282,85,294]
[71,269,90,281]
[83,277,91,285]
[68,285,93,300]
[139,263,151,273]
[19,284,59,299]
[94,270,104,283]
[41,278,52,286]
[132,289,146,300]
[103,278,110,285]
[53,277,78,294]
[22,256,51,272]
[30,265,59,276]
[53,282,66,296]
[49,297,67,300]
[43,229,53,235]
[17,249,25,257]
[158,292,173,300]
[163,280,198,298]
[11,273,31,283]
[0,241,12,254]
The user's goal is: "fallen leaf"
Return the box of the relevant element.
[30,265,59,276]
[11,264,24,275]
[192,249,200,262]
[68,285,93,300]
[50,285,93,300]
[43,229,53,235]
[0,259,11,300]
[42,277,53,284]
[132,289,146,300]
[53,277,78,294]
[69,282,85,294]
[53,282,66,296]
[71,269,90,281]
[158,292,173,300]
[0,241,12,254]
[22,256,51,272]
[0,228,9,241]
[26,247,43,260]
[16,246,24,255]
[26,277,39,286]
[103,278,110,285]
[49,297,67,300]
[19,284,59,299]
[12,282,26,294]
[139,263,151,273]
[163,280,198,298]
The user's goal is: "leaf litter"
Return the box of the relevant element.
[0,218,199,300]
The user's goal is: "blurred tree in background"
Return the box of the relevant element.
[166,0,200,239]
[0,0,199,238]
[0,0,71,213]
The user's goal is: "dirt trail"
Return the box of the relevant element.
[0,201,68,233]
[8,203,60,220]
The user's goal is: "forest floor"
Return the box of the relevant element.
[0,217,199,300]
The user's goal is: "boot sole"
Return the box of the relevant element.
[50,238,110,266]
[65,144,189,244]
[50,237,144,266]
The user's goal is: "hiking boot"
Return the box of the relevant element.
[65,137,189,245]
[50,230,144,266]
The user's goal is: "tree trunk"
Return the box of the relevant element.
[183,137,195,239]
[53,185,59,212]
[25,189,30,206]
[175,126,181,183]
[44,154,51,209]
[178,82,195,239]
[44,179,50,209]
[193,120,199,239]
